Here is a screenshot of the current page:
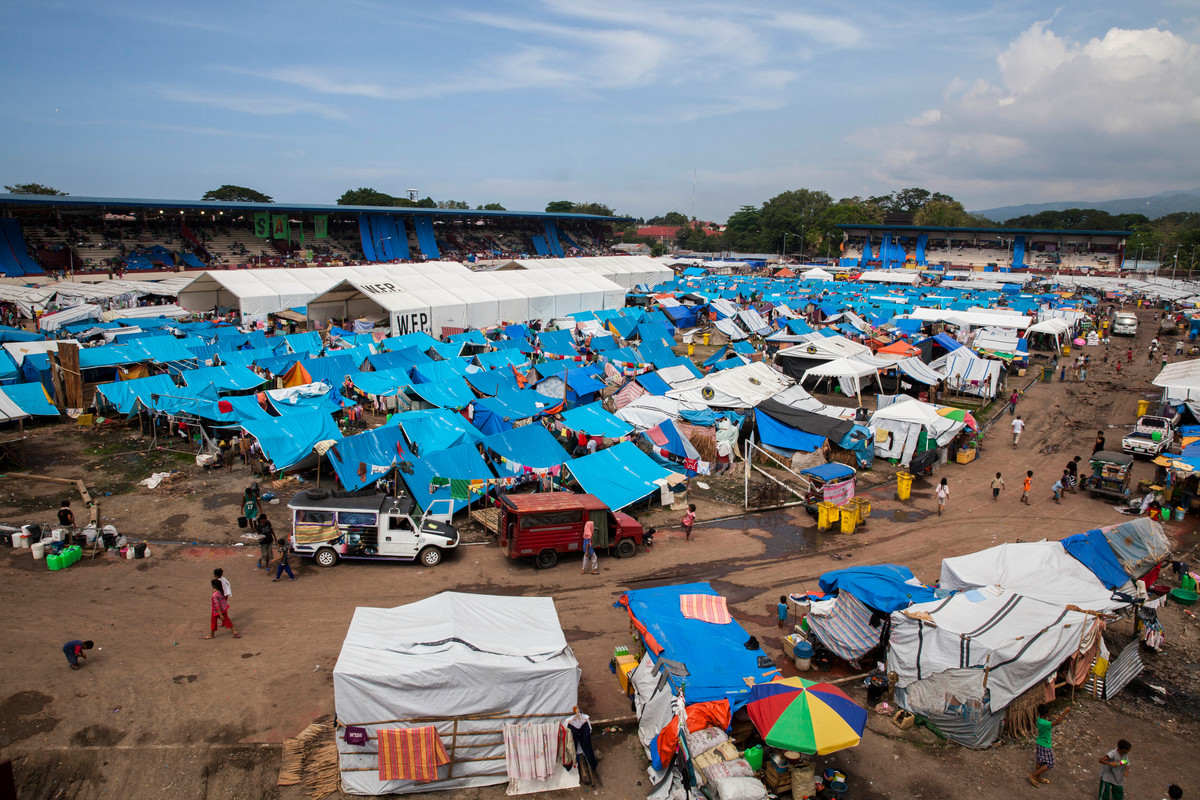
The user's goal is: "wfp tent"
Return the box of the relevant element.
[940,540,1132,612]
[334,593,579,796]
[665,362,793,408]
[888,586,1097,748]
[563,441,674,510]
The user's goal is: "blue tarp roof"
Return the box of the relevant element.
[537,329,577,356]
[635,372,673,395]
[389,408,484,454]
[1061,529,1135,590]
[471,390,549,436]
[565,441,674,510]
[240,410,342,471]
[95,373,178,414]
[482,424,572,470]
[798,462,855,481]
[407,375,475,409]
[368,347,431,371]
[402,441,494,514]
[284,331,324,354]
[2,382,58,416]
[266,384,348,416]
[620,582,771,710]
[557,401,633,438]
[465,368,520,397]
[181,365,266,392]
[351,368,413,397]
[327,425,407,492]
[817,565,938,613]
[754,407,825,452]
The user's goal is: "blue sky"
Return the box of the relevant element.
[2,1,1198,220]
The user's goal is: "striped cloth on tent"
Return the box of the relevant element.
[806,591,882,662]
[377,726,450,783]
[679,594,732,625]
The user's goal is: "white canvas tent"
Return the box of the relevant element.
[858,270,920,285]
[799,357,879,399]
[666,362,793,408]
[930,348,1002,398]
[869,396,964,464]
[334,592,579,796]
[1026,317,1072,351]
[1153,359,1200,404]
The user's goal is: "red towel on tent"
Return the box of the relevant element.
[377,726,450,782]
[679,594,732,624]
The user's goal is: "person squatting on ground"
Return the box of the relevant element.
[63,639,93,670]
[205,578,239,638]
[1027,703,1068,787]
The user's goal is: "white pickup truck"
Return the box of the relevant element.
[1122,415,1174,457]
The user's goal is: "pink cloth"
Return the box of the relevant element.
[679,594,732,624]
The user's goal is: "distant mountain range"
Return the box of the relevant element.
[974,189,1200,222]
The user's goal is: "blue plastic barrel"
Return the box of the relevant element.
[792,640,814,660]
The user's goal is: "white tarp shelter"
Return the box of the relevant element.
[940,540,1133,612]
[334,592,579,796]
[1026,317,1073,350]
[666,362,793,408]
[1153,360,1200,403]
[930,348,1002,398]
[800,357,879,399]
[859,270,920,285]
[869,396,964,464]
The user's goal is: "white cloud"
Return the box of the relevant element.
[857,22,1200,205]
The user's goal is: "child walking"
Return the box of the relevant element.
[935,478,949,516]
[1027,704,1069,786]
[1098,740,1132,800]
[1021,471,1033,505]
[777,596,788,629]
[991,472,1005,502]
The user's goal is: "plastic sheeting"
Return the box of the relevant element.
[327,425,407,492]
[1,382,59,416]
[563,441,674,510]
[619,582,772,710]
[180,365,266,392]
[482,424,572,470]
[239,409,342,470]
[818,565,937,613]
[557,401,633,438]
[334,594,579,796]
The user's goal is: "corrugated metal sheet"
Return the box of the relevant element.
[1104,643,1144,700]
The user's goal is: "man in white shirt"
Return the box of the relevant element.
[214,568,232,606]
[1012,416,1025,448]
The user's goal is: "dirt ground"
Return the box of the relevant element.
[2,306,1199,800]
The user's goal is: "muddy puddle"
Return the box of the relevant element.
[703,511,822,558]
[871,508,931,523]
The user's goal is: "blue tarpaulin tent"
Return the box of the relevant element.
[618,582,772,710]
[389,408,483,454]
[327,425,407,492]
[482,424,572,470]
[557,401,633,438]
[351,368,413,396]
[95,373,178,414]
[402,441,494,514]
[817,565,938,612]
[564,441,674,510]
[181,365,267,392]
[240,410,342,471]
[754,407,826,452]
[2,382,58,416]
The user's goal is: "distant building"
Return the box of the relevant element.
[633,222,724,245]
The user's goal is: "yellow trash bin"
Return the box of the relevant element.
[1136,399,1150,418]
[702,333,710,346]
[817,501,839,532]
[839,505,858,534]
[850,497,871,522]
[1061,345,1071,357]
[687,343,695,356]
[896,472,913,501]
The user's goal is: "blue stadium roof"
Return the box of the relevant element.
[0,193,631,222]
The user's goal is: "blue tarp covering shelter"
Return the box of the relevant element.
[465,368,521,397]
[403,441,493,514]
[753,408,826,452]
[557,402,633,438]
[798,462,855,482]
[95,373,178,414]
[537,329,577,356]
[2,382,58,416]
[284,331,324,354]
[482,424,572,470]
[471,389,555,435]
[181,365,266,392]
[389,408,483,454]
[327,425,407,492]
[367,347,431,372]
[634,372,672,395]
[619,582,772,710]
[0,325,44,343]
[240,410,342,471]
[1061,530,1131,590]
[534,367,605,406]
[564,441,674,510]
[407,375,474,409]
[351,368,413,396]
[266,384,349,416]
[817,565,938,612]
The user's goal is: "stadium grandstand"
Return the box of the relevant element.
[0,193,628,278]
[837,223,1131,273]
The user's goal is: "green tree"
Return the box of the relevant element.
[477,203,506,211]
[913,199,973,228]
[545,200,576,213]
[759,189,833,256]
[437,200,470,210]
[814,198,885,257]
[723,205,763,252]
[868,188,954,213]
[650,242,666,257]
[648,211,689,226]
[415,197,437,208]
[338,187,401,206]
[573,202,615,217]
[202,184,272,203]
[4,182,67,195]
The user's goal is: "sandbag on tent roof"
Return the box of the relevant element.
[557,401,633,438]
[239,409,342,471]
[666,362,793,408]
[181,365,266,392]
[0,382,59,416]
[564,441,674,510]
[334,593,580,796]
[482,423,571,470]
[327,425,407,493]
[95,373,179,415]
[617,582,772,710]
[941,540,1133,612]
[888,586,1096,748]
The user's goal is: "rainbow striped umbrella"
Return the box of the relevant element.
[745,677,867,755]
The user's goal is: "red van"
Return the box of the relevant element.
[497,493,643,569]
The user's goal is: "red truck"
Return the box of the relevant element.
[497,493,644,569]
